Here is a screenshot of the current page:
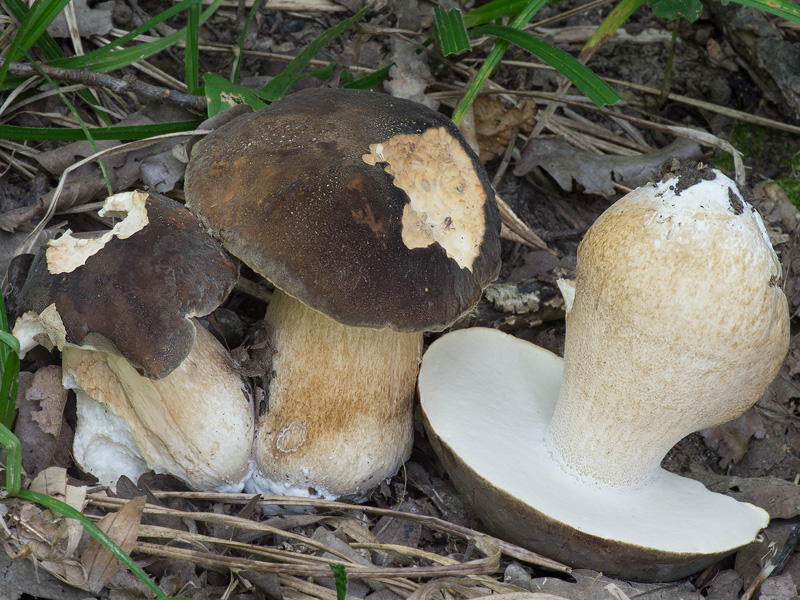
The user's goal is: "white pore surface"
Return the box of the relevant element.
[418,328,769,554]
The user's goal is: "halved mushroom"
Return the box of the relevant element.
[13,190,254,491]
[185,88,502,499]
[418,165,789,581]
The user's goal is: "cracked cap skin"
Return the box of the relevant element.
[185,88,501,332]
[17,192,238,379]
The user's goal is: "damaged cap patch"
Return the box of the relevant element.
[362,127,487,272]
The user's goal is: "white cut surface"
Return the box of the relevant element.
[418,327,769,554]
[361,127,487,271]
[70,386,150,488]
[46,190,150,274]
[63,323,254,492]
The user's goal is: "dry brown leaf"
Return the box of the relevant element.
[514,137,703,196]
[15,372,74,479]
[140,150,186,193]
[688,466,800,520]
[705,570,744,600]
[47,0,113,38]
[36,139,125,175]
[384,43,437,110]
[371,500,421,567]
[701,407,765,468]
[80,495,146,593]
[29,467,87,563]
[529,570,703,600]
[28,365,68,437]
[759,574,798,600]
[241,570,284,600]
[0,547,94,600]
[473,97,537,163]
[38,559,91,590]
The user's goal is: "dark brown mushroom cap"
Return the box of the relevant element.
[185,88,501,332]
[17,192,238,379]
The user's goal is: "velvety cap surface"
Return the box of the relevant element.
[185,88,501,331]
[17,191,238,378]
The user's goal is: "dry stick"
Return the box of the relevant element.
[119,500,506,578]
[88,492,570,573]
[432,89,747,187]
[530,43,601,141]
[465,58,800,138]
[0,60,207,113]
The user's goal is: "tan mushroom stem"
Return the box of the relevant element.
[418,168,788,580]
[64,323,254,491]
[544,173,789,490]
[250,289,421,499]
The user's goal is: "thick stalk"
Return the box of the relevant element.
[252,289,421,499]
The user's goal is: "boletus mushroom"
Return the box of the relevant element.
[418,165,789,581]
[13,190,254,491]
[184,88,501,499]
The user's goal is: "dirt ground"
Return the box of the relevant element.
[2,1,800,599]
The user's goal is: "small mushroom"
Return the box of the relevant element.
[418,166,789,581]
[13,190,254,491]
[185,88,501,499]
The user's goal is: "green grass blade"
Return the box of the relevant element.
[0,120,203,141]
[0,292,19,435]
[472,24,623,107]
[330,563,348,600]
[726,0,800,23]
[15,488,170,599]
[0,352,18,433]
[433,8,472,56]
[647,0,703,21]
[2,0,65,59]
[0,0,72,85]
[260,6,370,102]
[452,0,549,125]
[203,73,267,116]
[342,64,393,89]
[463,0,529,28]
[584,0,646,52]
[1,0,113,122]
[232,0,265,84]
[0,332,18,354]
[185,0,201,92]
[49,0,201,70]
[49,0,219,73]
[24,52,113,193]
[0,424,22,495]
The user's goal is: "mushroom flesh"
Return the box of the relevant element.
[418,166,789,581]
[13,190,253,491]
[185,88,502,499]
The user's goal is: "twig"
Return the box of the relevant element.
[0,59,208,113]
[88,491,571,574]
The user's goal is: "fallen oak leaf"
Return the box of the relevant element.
[473,97,537,162]
[28,365,69,437]
[701,407,766,469]
[80,495,146,593]
[514,137,702,196]
[687,466,800,520]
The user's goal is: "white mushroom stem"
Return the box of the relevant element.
[64,323,254,491]
[418,169,787,580]
[250,289,421,499]
[544,172,789,490]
